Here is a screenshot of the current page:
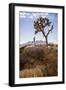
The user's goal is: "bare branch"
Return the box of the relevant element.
[42,30,46,37]
[46,25,53,36]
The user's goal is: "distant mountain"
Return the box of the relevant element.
[33,40,46,45]
[20,40,46,48]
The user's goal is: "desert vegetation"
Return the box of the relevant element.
[19,44,58,78]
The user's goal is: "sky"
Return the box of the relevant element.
[19,12,58,44]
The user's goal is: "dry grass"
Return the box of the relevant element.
[20,68,43,78]
[19,44,58,78]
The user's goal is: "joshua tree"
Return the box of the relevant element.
[34,17,53,47]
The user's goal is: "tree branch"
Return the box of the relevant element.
[42,30,46,37]
[46,25,53,36]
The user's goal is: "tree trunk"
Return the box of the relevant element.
[45,36,48,47]
[42,31,48,47]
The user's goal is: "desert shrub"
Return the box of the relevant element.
[19,68,43,78]
[20,46,45,70]
[24,46,45,60]
[36,65,48,76]
[36,63,57,77]
[46,62,58,76]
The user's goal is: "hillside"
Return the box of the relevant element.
[19,44,58,78]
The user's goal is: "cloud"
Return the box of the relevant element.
[20,15,26,18]
[19,12,26,16]
[20,12,30,16]
[20,12,49,19]
[31,12,49,18]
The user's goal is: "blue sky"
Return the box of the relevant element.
[19,12,58,44]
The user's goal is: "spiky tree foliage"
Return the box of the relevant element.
[34,17,53,46]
